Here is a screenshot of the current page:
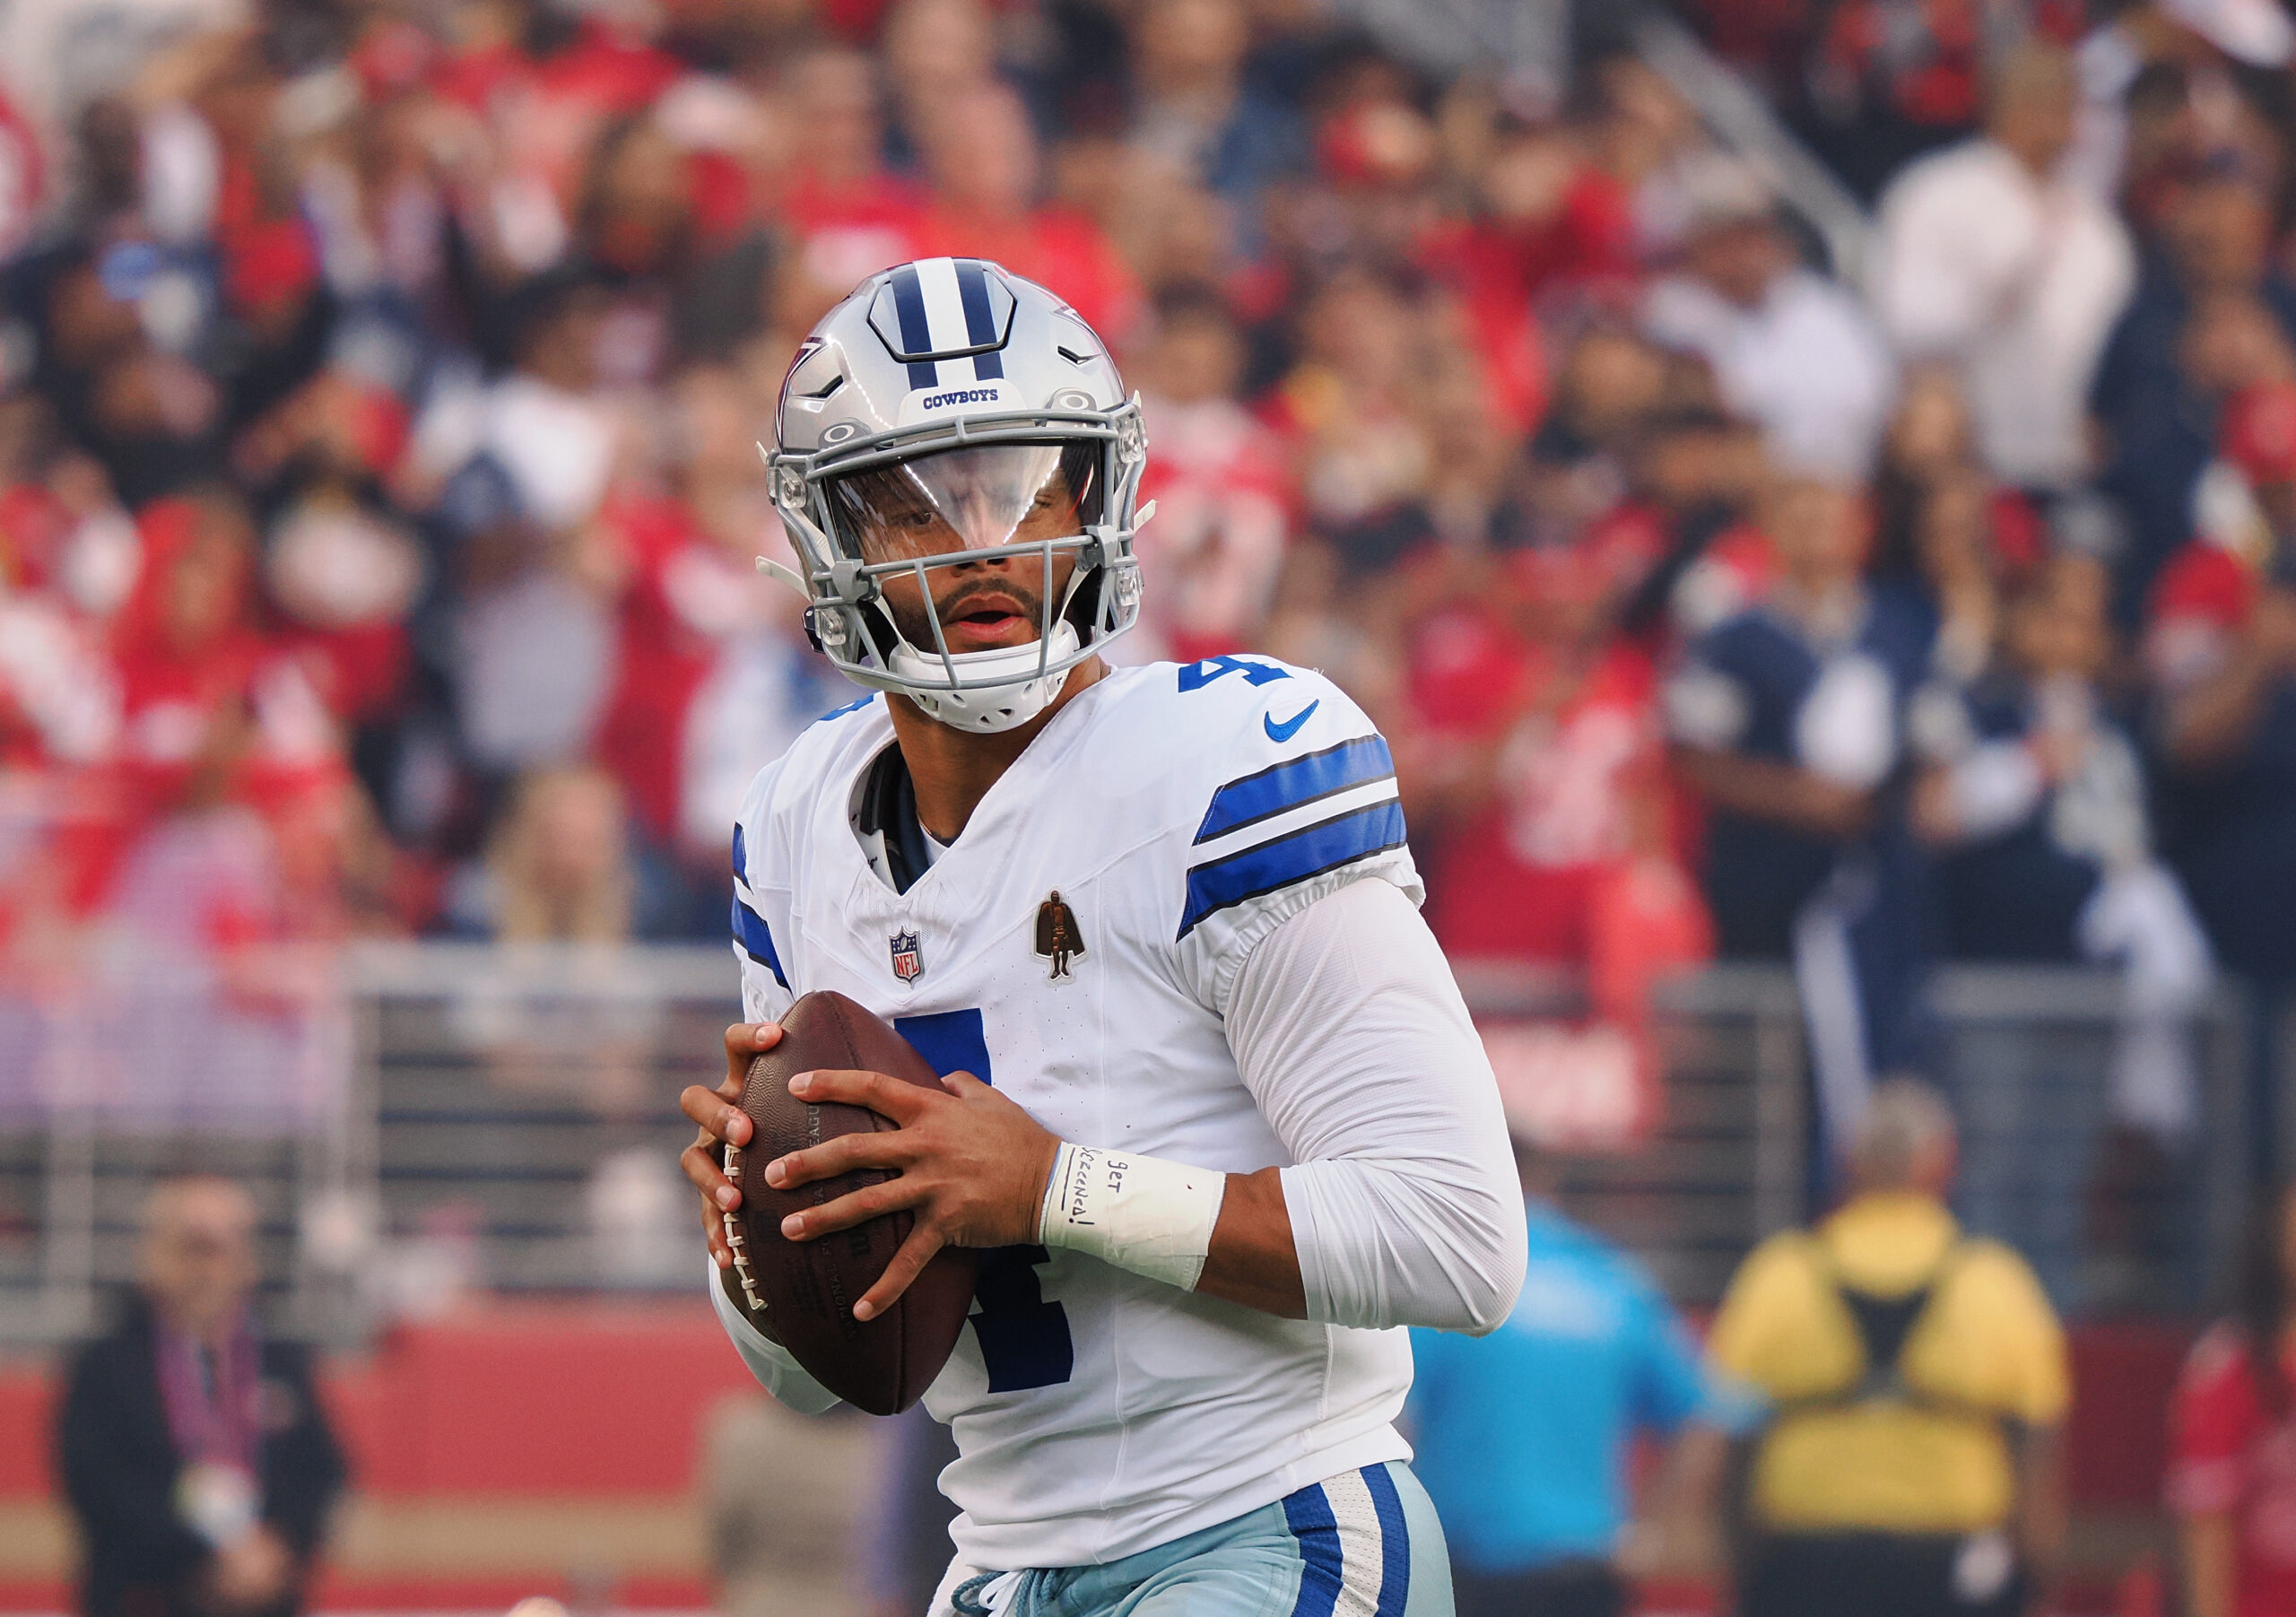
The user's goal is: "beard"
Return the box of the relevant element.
[883,566,1058,651]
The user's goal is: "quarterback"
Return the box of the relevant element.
[679,257,1526,1616]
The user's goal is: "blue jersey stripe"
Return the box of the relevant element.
[1362,1464,1411,1617]
[732,894,787,988]
[887,264,939,390]
[731,822,747,886]
[956,259,1004,380]
[1282,1482,1345,1617]
[1194,735,1396,844]
[1178,799,1407,941]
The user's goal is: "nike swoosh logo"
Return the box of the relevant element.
[1263,700,1319,743]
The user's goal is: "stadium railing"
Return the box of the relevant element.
[0,946,2252,1347]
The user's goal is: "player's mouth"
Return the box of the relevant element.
[939,592,1036,651]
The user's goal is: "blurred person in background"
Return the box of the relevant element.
[1417,99,1635,434]
[1265,264,1484,580]
[1126,285,1291,665]
[1708,1078,2069,1617]
[2170,1182,2296,1617]
[1124,0,1306,211]
[776,42,930,315]
[1640,153,1897,483]
[54,1176,345,1617]
[457,761,635,942]
[1409,1137,1740,1617]
[2091,165,2296,619]
[1869,43,2135,496]
[1413,540,1710,1127]
[1911,546,2211,1302]
[916,80,1141,347]
[1665,477,1935,1163]
[2147,380,2296,1166]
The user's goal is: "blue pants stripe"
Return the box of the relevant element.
[1281,1482,1345,1617]
[1361,1462,1411,1616]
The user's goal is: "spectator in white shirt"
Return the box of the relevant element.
[1869,43,2137,492]
[1641,155,1898,483]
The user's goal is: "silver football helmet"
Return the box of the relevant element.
[761,257,1147,733]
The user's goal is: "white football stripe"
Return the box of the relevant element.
[914,256,971,355]
[1187,777,1402,868]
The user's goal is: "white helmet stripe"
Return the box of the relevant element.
[914,256,973,361]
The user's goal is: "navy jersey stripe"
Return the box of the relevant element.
[1194,735,1396,844]
[731,822,747,885]
[732,894,787,987]
[1282,1482,1345,1617]
[956,259,1004,380]
[887,263,939,390]
[1178,798,1407,940]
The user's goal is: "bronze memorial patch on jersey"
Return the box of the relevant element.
[1036,891,1085,979]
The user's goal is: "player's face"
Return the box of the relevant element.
[831,443,1096,656]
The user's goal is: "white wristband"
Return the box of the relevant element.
[1037,1142,1225,1291]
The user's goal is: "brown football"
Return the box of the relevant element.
[718,989,980,1415]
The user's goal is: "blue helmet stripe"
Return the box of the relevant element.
[887,263,939,389]
[1178,799,1407,940]
[1194,735,1395,844]
[956,259,1004,380]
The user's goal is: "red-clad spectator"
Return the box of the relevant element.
[916,82,1143,349]
[778,46,932,320]
[2169,1185,2296,1617]
[595,365,816,865]
[593,488,741,845]
[1128,288,1291,664]
[1422,115,1637,434]
[1419,543,1707,985]
[1412,543,1709,1147]
[110,496,268,809]
[260,478,425,727]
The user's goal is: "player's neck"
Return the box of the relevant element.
[887,657,1109,843]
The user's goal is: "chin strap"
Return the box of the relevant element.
[888,621,1082,734]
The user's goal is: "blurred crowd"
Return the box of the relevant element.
[4,0,2296,1152]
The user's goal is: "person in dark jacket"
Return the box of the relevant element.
[54,1176,347,1617]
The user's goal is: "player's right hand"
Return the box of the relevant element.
[681,1021,782,1268]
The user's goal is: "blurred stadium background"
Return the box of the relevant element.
[0,0,2292,1607]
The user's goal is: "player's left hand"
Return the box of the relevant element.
[765,1069,1058,1321]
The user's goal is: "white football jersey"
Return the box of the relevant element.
[726,655,1422,1569]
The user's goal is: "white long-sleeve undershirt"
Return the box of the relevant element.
[1231,876,1525,1335]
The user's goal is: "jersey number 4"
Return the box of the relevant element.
[894,1011,1075,1393]
[1177,655,1291,692]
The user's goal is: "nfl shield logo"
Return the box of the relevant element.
[889,928,924,983]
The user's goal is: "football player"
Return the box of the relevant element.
[679,258,1526,1615]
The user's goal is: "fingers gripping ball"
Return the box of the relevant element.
[720,991,980,1414]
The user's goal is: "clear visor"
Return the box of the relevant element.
[825,442,1103,565]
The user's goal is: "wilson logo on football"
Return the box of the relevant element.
[889,928,925,983]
